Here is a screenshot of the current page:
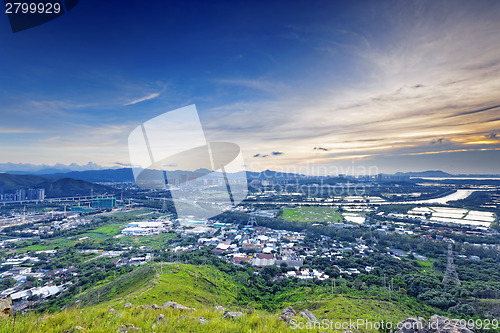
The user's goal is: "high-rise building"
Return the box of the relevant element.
[91,197,117,209]
[27,188,45,201]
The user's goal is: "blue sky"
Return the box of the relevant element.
[1,0,499,174]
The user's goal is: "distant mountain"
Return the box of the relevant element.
[43,168,135,182]
[0,173,113,198]
[1,162,115,175]
[36,178,113,198]
[0,173,54,193]
[394,170,452,177]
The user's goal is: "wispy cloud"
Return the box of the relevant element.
[201,1,500,173]
[0,127,44,134]
[123,92,161,106]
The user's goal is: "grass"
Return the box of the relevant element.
[0,305,306,333]
[281,206,342,223]
[119,233,179,250]
[267,284,437,326]
[73,263,241,310]
[417,260,432,267]
[0,263,462,332]
[78,222,126,241]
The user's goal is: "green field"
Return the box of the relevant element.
[281,206,342,223]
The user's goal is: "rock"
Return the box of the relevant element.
[299,309,318,323]
[222,310,244,320]
[155,314,165,322]
[151,304,160,309]
[0,297,12,316]
[135,305,153,310]
[215,305,225,312]
[124,302,133,309]
[279,306,297,323]
[395,318,427,333]
[116,323,141,332]
[37,315,55,322]
[161,301,195,311]
[198,317,210,324]
[107,308,117,315]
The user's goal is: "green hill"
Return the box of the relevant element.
[0,173,113,198]
[0,173,52,193]
[36,178,112,198]
[0,263,443,333]
[71,263,240,309]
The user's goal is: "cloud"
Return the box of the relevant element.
[486,132,497,139]
[201,2,500,173]
[0,127,44,134]
[272,151,284,155]
[450,104,500,118]
[430,138,449,145]
[253,153,271,158]
[123,92,160,106]
[213,78,289,95]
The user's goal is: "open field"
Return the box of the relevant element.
[408,206,496,227]
[281,206,343,223]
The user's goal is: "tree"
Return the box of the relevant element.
[0,276,16,291]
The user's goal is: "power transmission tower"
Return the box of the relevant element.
[161,198,168,212]
[442,244,461,285]
[246,214,258,227]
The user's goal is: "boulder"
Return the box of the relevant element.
[222,310,244,320]
[123,302,133,309]
[135,305,153,310]
[198,317,210,324]
[395,318,427,333]
[161,301,195,311]
[107,308,117,315]
[0,297,12,316]
[155,314,165,323]
[299,309,318,323]
[215,305,225,313]
[279,306,297,323]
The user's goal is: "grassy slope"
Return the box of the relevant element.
[74,263,241,309]
[0,263,444,333]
